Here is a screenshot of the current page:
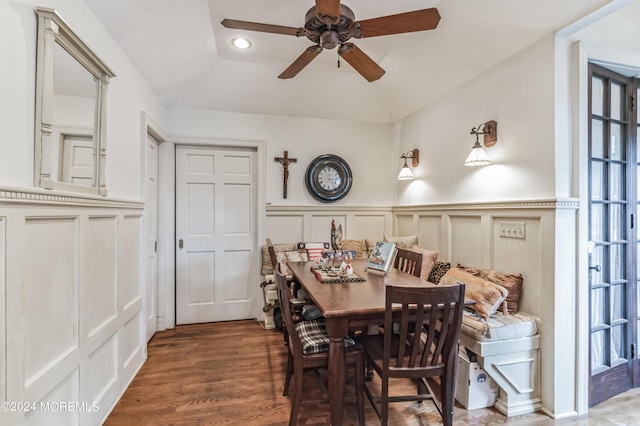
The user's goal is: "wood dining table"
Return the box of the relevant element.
[287,258,443,426]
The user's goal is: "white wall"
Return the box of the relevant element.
[0,0,166,200]
[395,35,556,205]
[167,108,395,207]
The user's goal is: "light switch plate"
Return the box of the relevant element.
[499,221,526,239]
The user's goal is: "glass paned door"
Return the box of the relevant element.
[588,64,638,406]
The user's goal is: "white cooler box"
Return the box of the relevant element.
[455,348,499,410]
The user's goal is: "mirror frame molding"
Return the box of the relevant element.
[35,7,116,196]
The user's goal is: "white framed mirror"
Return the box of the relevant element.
[34,7,115,195]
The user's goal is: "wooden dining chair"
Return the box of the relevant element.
[356,283,466,426]
[274,264,365,426]
[393,247,423,278]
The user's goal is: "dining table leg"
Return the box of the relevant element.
[326,317,349,426]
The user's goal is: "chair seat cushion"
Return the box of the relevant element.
[295,318,355,355]
[461,311,537,342]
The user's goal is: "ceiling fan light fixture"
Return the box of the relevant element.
[320,30,340,49]
[231,37,251,49]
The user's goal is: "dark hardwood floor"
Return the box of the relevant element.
[105,320,640,425]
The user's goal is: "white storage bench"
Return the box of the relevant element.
[458,311,541,417]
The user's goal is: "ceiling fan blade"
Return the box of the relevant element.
[315,0,341,24]
[221,19,304,37]
[278,46,323,79]
[338,43,385,82]
[351,8,441,38]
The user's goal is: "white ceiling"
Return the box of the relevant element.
[84,0,627,124]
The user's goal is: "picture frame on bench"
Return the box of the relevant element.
[365,241,397,274]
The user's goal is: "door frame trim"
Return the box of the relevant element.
[164,137,266,329]
[569,40,640,415]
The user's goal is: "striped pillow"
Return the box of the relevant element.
[298,242,329,260]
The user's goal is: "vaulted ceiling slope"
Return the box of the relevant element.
[85,0,620,124]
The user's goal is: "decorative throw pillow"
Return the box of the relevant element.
[440,267,508,320]
[261,243,297,275]
[409,245,438,281]
[276,250,309,275]
[383,234,419,249]
[298,242,329,260]
[428,261,451,284]
[457,264,524,314]
[339,239,366,258]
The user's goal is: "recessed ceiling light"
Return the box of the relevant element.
[232,37,251,49]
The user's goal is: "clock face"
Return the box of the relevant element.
[318,166,342,191]
[305,155,352,202]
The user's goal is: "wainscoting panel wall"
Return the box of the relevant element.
[265,205,393,246]
[1,188,145,426]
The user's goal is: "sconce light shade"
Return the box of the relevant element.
[397,149,419,181]
[464,140,491,166]
[397,163,415,180]
[465,120,497,167]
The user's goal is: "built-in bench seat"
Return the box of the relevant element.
[458,310,541,417]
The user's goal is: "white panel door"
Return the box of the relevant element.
[145,134,159,341]
[61,135,94,187]
[176,146,256,324]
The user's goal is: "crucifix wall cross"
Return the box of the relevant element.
[275,151,297,198]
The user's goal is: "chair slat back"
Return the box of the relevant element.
[274,263,303,355]
[393,247,423,278]
[383,284,465,377]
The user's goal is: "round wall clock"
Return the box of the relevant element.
[305,154,353,202]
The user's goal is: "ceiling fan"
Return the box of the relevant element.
[221,0,440,82]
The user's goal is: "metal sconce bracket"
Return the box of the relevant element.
[401,149,419,167]
[471,120,497,147]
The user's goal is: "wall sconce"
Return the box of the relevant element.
[465,120,497,167]
[397,149,419,180]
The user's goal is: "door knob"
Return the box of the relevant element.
[179,239,184,249]
[589,264,601,272]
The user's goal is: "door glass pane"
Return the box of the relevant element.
[592,161,605,201]
[591,330,606,371]
[592,245,605,285]
[592,119,604,158]
[592,287,606,327]
[610,244,625,282]
[591,203,605,241]
[592,76,604,116]
[611,324,626,362]
[610,284,625,321]
[611,82,622,121]
[610,123,624,161]
[609,204,625,241]
[610,163,625,201]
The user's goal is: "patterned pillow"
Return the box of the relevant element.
[295,318,356,355]
[383,234,419,249]
[440,267,508,320]
[457,264,524,314]
[261,243,297,275]
[297,242,330,260]
[276,250,309,275]
[428,261,451,284]
[409,245,439,281]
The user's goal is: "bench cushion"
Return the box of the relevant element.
[295,318,356,355]
[461,311,537,342]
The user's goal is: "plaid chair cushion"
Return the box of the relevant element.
[295,318,355,355]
